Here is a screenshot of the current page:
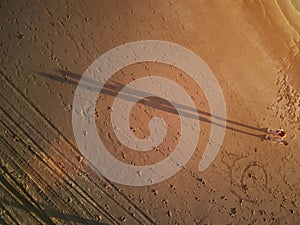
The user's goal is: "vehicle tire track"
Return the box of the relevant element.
[0,109,118,224]
[0,73,155,224]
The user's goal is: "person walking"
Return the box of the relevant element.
[267,128,286,138]
[265,127,288,145]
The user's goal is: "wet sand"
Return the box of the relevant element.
[1,0,299,224]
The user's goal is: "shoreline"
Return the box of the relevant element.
[239,0,300,128]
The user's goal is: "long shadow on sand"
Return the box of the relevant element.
[37,69,267,139]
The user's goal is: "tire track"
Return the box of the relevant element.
[0,73,155,224]
[0,76,154,224]
[0,190,21,225]
[0,100,125,224]
[0,106,119,224]
[0,142,114,225]
[0,164,54,225]
[1,128,102,224]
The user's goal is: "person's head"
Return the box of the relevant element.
[279,131,286,137]
[283,140,288,145]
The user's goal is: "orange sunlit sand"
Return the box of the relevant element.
[1,0,299,224]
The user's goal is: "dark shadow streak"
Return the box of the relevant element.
[37,70,267,139]
[0,78,155,225]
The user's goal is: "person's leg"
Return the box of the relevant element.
[265,135,272,140]
[267,128,272,133]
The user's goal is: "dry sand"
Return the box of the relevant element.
[1,0,299,224]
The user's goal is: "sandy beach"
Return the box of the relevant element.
[1,0,299,224]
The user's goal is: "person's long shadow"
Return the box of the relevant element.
[37,69,267,139]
